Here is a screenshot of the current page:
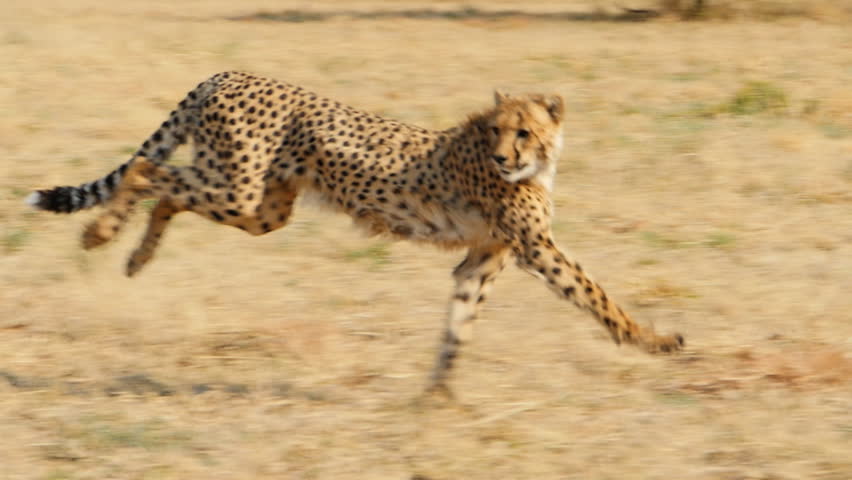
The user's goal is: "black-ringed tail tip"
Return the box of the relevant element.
[25,187,83,213]
[24,166,125,214]
[25,191,42,208]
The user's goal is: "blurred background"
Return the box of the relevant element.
[1,1,851,479]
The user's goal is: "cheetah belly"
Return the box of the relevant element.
[360,198,492,249]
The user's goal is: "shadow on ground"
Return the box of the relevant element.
[0,369,331,400]
[229,6,663,24]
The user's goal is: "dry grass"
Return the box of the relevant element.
[2,1,852,479]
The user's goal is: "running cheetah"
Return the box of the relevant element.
[27,71,684,392]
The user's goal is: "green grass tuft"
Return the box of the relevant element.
[635,258,660,266]
[819,123,852,139]
[72,417,193,453]
[344,242,392,269]
[640,231,688,249]
[725,81,789,115]
[704,232,737,249]
[43,470,74,480]
[140,199,159,211]
[10,187,29,198]
[656,391,698,406]
[843,159,852,182]
[2,229,31,253]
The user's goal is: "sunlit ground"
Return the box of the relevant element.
[1,1,851,479]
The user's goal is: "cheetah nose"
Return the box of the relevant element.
[492,155,507,165]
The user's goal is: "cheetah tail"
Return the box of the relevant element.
[25,72,225,214]
[25,162,131,214]
[26,105,196,214]
[25,101,194,214]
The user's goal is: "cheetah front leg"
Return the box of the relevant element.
[427,244,510,395]
[515,234,684,353]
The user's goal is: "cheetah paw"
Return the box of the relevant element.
[125,250,150,277]
[644,332,685,354]
[81,222,112,250]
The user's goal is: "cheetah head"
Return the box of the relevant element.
[488,91,565,189]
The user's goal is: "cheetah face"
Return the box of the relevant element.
[488,92,565,188]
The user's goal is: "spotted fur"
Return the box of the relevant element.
[28,71,684,391]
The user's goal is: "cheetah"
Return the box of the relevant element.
[27,71,684,393]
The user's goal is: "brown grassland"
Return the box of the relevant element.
[2,1,852,479]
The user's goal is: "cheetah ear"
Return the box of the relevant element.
[494,90,510,105]
[542,95,565,122]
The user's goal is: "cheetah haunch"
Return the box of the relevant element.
[27,71,683,392]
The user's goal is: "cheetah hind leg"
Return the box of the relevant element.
[126,176,300,276]
[126,198,184,277]
[81,157,157,250]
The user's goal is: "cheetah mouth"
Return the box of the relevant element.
[500,162,538,183]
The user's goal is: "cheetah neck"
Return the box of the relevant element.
[538,131,562,192]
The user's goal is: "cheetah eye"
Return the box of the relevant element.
[517,129,530,139]
[491,126,499,135]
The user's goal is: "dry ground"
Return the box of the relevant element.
[2,1,852,479]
